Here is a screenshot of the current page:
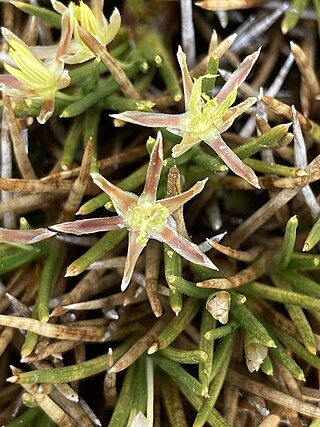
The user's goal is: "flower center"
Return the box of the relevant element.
[184,74,238,140]
[185,103,219,139]
[125,202,169,247]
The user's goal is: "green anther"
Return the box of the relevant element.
[125,202,169,247]
[210,85,238,124]
[186,76,236,140]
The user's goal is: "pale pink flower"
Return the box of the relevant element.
[0,8,72,123]
[51,132,217,290]
[112,47,261,188]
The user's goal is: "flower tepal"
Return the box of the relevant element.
[51,132,218,290]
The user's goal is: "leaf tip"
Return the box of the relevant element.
[6,375,18,383]
[65,264,80,277]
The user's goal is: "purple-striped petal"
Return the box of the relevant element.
[53,5,73,70]
[177,46,193,110]
[158,178,208,213]
[154,223,218,270]
[0,227,56,244]
[140,131,163,204]
[110,111,182,128]
[216,48,260,104]
[204,134,260,189]
[91,173,138,215]
[121,230,145,291]
[50,216,124,235]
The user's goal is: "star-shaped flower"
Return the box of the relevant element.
[51,132,218,290]
[111,47,261,188]
[0,8,72,123]
[51,0,121,64]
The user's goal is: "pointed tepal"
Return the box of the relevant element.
[0,227,56,244]
[216,47,261,103]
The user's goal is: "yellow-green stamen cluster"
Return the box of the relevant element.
[185,75,238,140]
[125,202,169,247]
[4,40,59,94]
